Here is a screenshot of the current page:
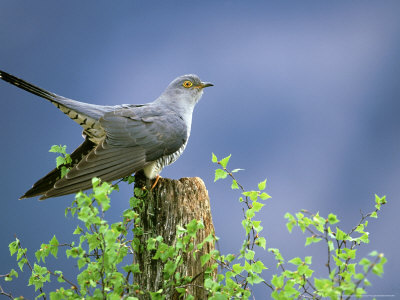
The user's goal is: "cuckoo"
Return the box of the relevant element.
[0,70,213,199]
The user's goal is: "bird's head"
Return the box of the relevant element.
[163,74,213,104]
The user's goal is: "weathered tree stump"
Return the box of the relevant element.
[133,172,215,299]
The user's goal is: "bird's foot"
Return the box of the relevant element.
[150,174,162,190]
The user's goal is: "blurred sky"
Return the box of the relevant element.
[1,1,399,298]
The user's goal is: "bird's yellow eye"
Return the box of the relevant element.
[182,80,193,88]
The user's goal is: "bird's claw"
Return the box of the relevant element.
[150,174,161,190]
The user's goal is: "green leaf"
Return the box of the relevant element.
[9,240,19,256]
[305,236,322,246]
[314,278,333,293]
[224,254,235,263]
[304,256,312,264]
[60,166,69,178]
[256,237,266,249]
[35,293,46,299]
[359,258,370,266]
[49,235,59,258]
[298,264,311,276]
[271,275,284,288]
[253,220,263,232]
[253,260,267,273]
[333,255,344,267]
[259,192,271,200]
[335,227,348,240]
[231,168,244,173]
[369,250,378,257]
[77,258,87,269]
[370,211,378,218]
[345,248,356,260]
[56,156,66,168]
[123,264,140,274]
[355,288,366,297]
[232,263,244,274]
[64,153,72,164]
[214,169,228,182]
[35,248,43,263]
[243,191,259,201]
[284,213,296,233]
[29,264,50,291]
[288,257,302,266]
[209,294,229,300]
[17,247,26,261]
[73,226,83,235]
[231,179,239,190]
[9,268,18,278]
[375,194,387,205]
[18,258,27,271]
[92,177,101,188]
[5,269,18,282]
[164,260,177,277]
[268,248,284,262]
[247,272,264,285]
[252,201,264,212]
[246,208,255,219]
[258,179,267,191]
[347,263,356,274]
[200,253,211,266]
[149,290,164,300]
[49,145,66,153]
[187,219,202,235]
[243,260,252,272]
[358,233,370,244]
[327,213,339,224]
[245,250,255,261]
[211,153,218,163]
[219,154,231,168]
[325,241,334,254]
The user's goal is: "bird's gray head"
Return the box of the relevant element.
[162,74,213,104]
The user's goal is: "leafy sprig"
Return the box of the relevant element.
[49,145,72,178]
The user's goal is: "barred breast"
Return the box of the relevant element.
[143,140,188,179]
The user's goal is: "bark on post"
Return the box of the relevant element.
[133,172,215,299]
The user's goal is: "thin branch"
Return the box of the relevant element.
[48,270,80,295]
[340,206,381,249]
[344,256,381,300]
[324,223,332,276]
[15,235,46,300]
[0,285,13,299]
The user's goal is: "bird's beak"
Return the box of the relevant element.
[199,82,214,89]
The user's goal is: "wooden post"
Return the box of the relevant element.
[133,172,215,299]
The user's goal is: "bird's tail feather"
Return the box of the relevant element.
[0,70,112,142]
[0,70,67,104]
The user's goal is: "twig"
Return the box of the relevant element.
[0,285,13,299]
[324,223,332,276]
[15,235,46,300]
[48,270,80,295]
[344,255,381,300]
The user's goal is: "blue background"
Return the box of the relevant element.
[0,1,399,298]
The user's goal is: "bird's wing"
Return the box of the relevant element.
[101,106,188,159]
[40,106,187,199]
